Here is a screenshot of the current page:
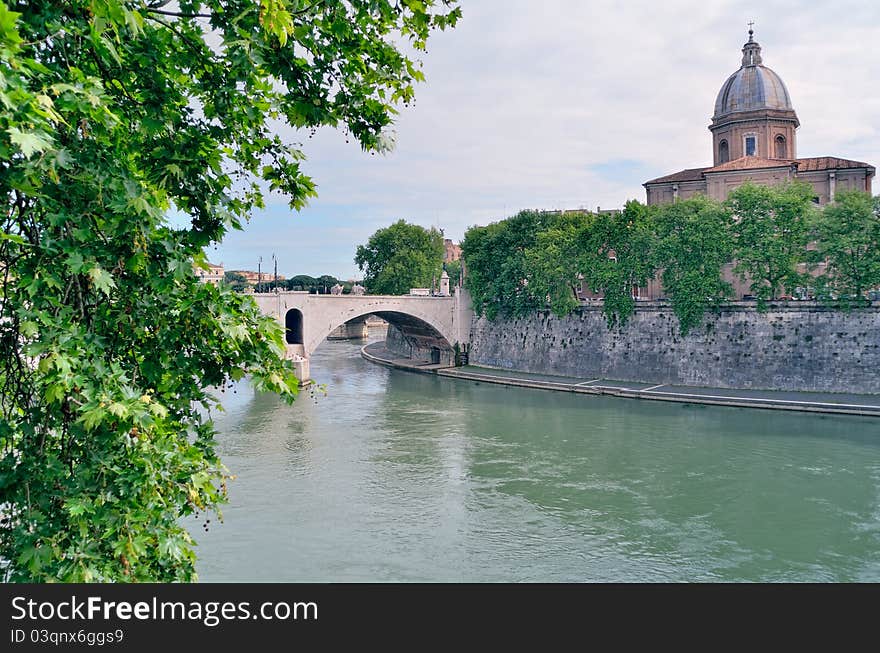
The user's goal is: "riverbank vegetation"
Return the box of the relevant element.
[0,1,458,582]
[462,184,880,333]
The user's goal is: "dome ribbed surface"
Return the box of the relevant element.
[714,64,793,117]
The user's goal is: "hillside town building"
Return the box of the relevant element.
[195,261,224,284]
[227,270,287,286]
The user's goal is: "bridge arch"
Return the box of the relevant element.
[312,309,455,365]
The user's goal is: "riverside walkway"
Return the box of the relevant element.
[361,342,880,417]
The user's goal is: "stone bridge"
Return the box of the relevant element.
[252,290,473,380]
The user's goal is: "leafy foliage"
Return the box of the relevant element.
[653,196,735,334]
[285,274,350,293]
[463,191,880,334]
[811,189,880,303]
[445,259,462,289]
[0,0,458,581]
[223,271,249,292]
[467,202,727,331]
[523,212,587,317]
[727,181,815,308]
[461,211,559,320]
[287,275,319,291]
[577,202,656,327]
[522,205,656,326]
[355,219,444,295]
[468,203,659,328]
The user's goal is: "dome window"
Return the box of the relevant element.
[745,135,757,157]
[775,135,787,159]
[719,140,729,164]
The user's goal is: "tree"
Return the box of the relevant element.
[521,204,656,327]
[727,181,815,308]
[355,220,444,295]
[286,275,317,292]
[445,259,462,288]
[224,271,249,292]
[654,196,735,334]
[284,274,346,293]
[577,202,656,327]
[812,190,880,302]
[316,274,339,294]
[462,210,554,319]
[0,1,458,582]
[523,212,585,317]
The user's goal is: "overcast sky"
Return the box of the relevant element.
[212,0,880,279]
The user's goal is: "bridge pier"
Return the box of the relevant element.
[327,318,369,341]
[285,344,310,382]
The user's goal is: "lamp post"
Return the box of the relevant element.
[257,256,262,292]
[271,253,280,315]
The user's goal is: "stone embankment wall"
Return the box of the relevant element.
[385,323,454,364]
[469,302,880,394]
[385,324,412,358]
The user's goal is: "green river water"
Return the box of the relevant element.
[195,335,880,582]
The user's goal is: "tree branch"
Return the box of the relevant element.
[145,8,212,19]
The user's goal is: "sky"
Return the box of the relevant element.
[211,0,880,280]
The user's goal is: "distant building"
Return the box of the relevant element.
[196,261,224,285]
[443,238,461,263]
[227,270,286,286]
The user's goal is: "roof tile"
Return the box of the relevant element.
[644,155,875,187]
[705,156,794,173]
[795,156,874,172]
[643,167,708,185]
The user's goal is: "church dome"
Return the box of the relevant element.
[713,31,794,118]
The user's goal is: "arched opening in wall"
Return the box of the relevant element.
[285,308,304,345]
[775,135,786,159]
[719,140,729,164]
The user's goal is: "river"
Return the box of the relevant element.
[195,333,880,582]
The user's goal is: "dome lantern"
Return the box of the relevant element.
[741,28,763,67]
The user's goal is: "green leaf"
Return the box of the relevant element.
[79,406,106,431]
[0,231,26,245]
[107,401,127,418]
[65,252,85,274]
[0,4,23,47]
[7,127,53,158]
[88,266,116,295]
[65,499,89,517]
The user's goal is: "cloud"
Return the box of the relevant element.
[215,0,880,279]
